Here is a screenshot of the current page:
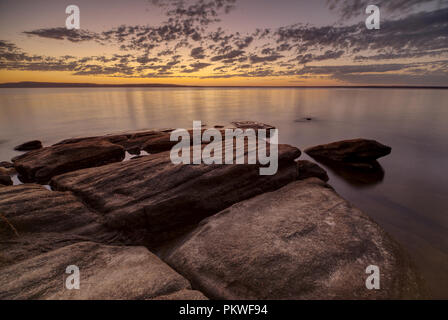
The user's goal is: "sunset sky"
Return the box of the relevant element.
[0,0,447,86]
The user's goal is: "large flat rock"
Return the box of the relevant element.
[13,140,125,183]
[0,184,120,268]
[51,143,300,246]
[160,178,423,300]
[0,242,198,300]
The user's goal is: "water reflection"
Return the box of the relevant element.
[310,157,385,187]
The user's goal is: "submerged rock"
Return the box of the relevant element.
[51,143,300,246]
[14,140,42,151]
[297,160,329,182]
[0,242,198,300]
[160,178,424,300]
[13,140,125,183]
[305,139,391,163]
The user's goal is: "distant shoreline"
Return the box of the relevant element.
[0,81,447,89]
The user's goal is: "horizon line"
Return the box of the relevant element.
[0,81,447,90]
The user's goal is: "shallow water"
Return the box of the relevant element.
[1,87,447,298]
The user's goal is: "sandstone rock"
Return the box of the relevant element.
[0,168,12,186]
[14,140,42,151]
[151,289,208,300]
[51,143,300,246]
[54,129,167,154]
[161,178,423,300]
[232,121,275,131]
[305,139,391,163]
[297,160,329,182]
[0,161,14,169]
[13,140,125,183]
[0,242,195,300]
[142,132,180,154]
[0,184,120,267]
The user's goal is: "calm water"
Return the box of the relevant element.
[1,87,447,298]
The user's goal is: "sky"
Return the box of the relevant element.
[0,0,447,86]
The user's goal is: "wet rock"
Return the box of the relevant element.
[0,161,14,169]
[0,242,197,300]
[305,139,391,163]
[0,184,120,267]
[0,169,13,186]
[14,140,42,151]
[13,140,125,183]
[161,178,424,300]
[142,133,180,154]
[51,143,300,246]
[232,121,275,131]
[294,117,314,122]
[297,160,329,182]
[127,146,141,155]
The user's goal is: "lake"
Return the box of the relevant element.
[1,87,447,298]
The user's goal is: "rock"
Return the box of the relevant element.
[151,289,208,300]
[294,117,314,122]
[143,122,276,154]
[13,140,125,183]
[0,161,14,169]
[51,143,300,246]
[14,140,42,151]
[305,139,391,163]
[160,178,424,300]
[0,169,12,186]
[54,129,167,154]
[142,133,180,154]
[127,146,141,155]
[232,121,275,131]
[0,184,120,267]
[297,160,329,182]
[0,242,197,300]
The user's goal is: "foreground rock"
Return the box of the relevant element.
[14,140,42,151]
[161,178,423,299]
[0,242,201,300]
[297,160,329,182]
[305,139,391,164]
[51,143,300,246]
[0,184,121,267]
[13,140,125,183]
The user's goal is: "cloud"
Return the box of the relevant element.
[191,46,206,59]
[326,0,447,19]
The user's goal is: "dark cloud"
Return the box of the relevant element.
[24,28,101,42]
[249,54,283,64]
[191,46,206,59]
[210,49,245,61]
[327,0,447,19]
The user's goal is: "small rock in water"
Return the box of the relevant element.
[14,140,42,151]
[305,138,391,163]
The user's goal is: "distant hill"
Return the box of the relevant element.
[0,82,189,88]
[0,81,446,89]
